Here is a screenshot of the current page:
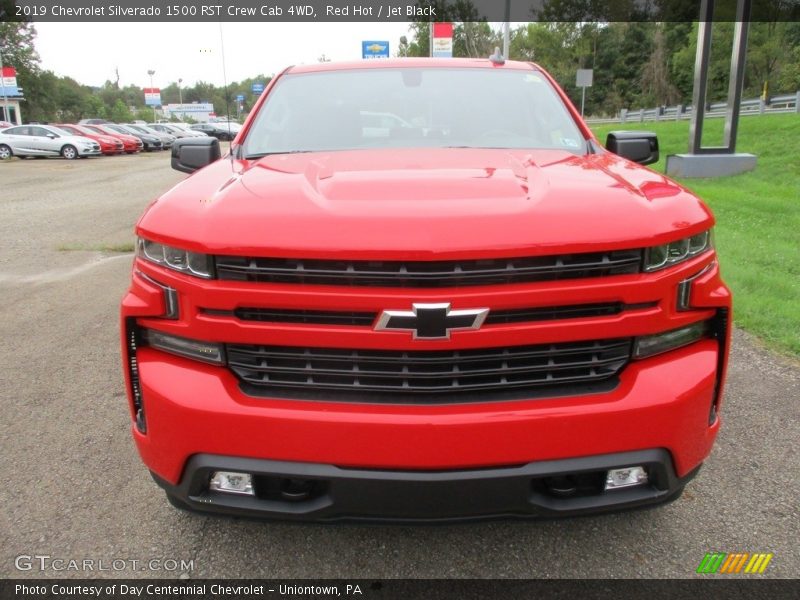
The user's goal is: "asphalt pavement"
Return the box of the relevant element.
[0,152,797,579]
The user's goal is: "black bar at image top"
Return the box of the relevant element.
[3,0,800,23]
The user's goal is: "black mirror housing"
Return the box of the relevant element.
[605,131,659,166]
[171,137,221,174]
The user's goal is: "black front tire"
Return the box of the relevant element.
[0,144,12,160]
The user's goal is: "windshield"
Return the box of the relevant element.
[242,67,585,158]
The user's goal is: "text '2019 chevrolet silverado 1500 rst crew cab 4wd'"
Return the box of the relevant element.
[121,58,731,522]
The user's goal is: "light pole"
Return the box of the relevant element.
[178,78,183,112]
[147,69,156,121]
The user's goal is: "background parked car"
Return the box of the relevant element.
[81,124,143,154]
[105,124,162,152]
[170,123,209,137]
[78,119,111,125]
[190,122,241,141]
[55,123,124,155]
[147,123,204,139]
[0,121,13,129]
[124,124,176,149]
[0,124,101,159]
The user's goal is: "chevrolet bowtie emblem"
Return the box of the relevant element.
[375,303,489,340]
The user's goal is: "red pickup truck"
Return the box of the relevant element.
[120,58,731,521]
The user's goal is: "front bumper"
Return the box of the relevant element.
[152,449,698,522]
[130,336,721,488]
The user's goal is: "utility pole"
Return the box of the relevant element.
[147,69,156,121]
[178,78,183,120]
[502,0,511,59]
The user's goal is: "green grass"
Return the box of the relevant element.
[591,114,800,358]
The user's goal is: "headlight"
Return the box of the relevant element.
[633,321,710,359]
[137,238,213,278]
[644,230,712,272]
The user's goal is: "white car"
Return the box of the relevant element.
[0,124,101,159]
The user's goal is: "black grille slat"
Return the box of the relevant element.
[235,308,375,326]
[227,340,630,364]
[215,250,642,287]
[210,301,656,327]
[486,303,623,324]
[227,339,632,401]
[228,355,627,380]
[237,373,615,394]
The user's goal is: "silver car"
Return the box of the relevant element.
[124,124,176,149]
[169,123,209,137]
[148,123,206,139]
[0,124,101,159]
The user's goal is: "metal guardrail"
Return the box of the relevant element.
[585,92,800,124]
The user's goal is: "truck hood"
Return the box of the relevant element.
[139,148,713,259]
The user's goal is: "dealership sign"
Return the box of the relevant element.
[432,23,453,58]
[1,66,20,96]
[144,88,161,106]
[252,82,265,94]
[362,41,389,59]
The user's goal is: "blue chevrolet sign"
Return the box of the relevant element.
[362,41,389,59]
[251,82,265,95]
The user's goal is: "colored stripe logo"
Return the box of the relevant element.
[697,552,773,574]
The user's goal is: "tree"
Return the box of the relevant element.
[0,21,39,76]
[109,99,133,123]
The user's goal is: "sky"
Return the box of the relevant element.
[33,22,415,88]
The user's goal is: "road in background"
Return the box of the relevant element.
[0,154,797,578]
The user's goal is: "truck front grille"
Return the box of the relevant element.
[227,338,632,402]
[204,301,657,327]
[215,249,642,287]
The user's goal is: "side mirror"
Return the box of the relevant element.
[46,133,57,139]
[171,137,221,174]
[605,131,659,165]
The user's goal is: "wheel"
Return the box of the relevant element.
[61,144,78,160]
[0,144,12,160]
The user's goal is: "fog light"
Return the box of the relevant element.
[141,328,224,365]
[209,471,254,496]
[605,466,648,490]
